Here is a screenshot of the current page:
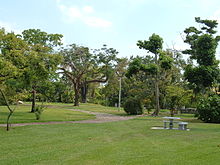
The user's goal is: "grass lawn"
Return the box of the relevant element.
[0,104,95,124]
[0,103,220,165]
[71,103,127,115]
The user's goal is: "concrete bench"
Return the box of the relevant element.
[163,120,169,128]
[178,122,188,130]
[163,120,179,129]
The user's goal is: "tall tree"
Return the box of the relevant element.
[21,29,63,112]
[137,33,163,115]
[80,45,117,103]
[0,28,27,130]
[183,17,220,94]
[60,44,117,106]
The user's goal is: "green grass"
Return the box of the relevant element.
[0,103,220,165]
[72,103,129,115]
[0,104,95,124]
[25,102,127,115]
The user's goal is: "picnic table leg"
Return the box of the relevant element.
[164,122,167,129]
[169,119,173,129]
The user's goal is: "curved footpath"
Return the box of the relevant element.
[0,109,137,127]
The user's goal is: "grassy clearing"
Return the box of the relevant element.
[0,116,220,165]
[0,104,95,124]
[23,102,127,115]
[72,103,126,115]
[0,103,220,165]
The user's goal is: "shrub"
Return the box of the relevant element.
[35,105,46,120]
[197,95,220,123]
[123,97,143,115]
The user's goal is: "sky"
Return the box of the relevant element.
[0,0,220,59]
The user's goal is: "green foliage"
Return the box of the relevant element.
[126,57,159,78]
[197,95,220,123]
[166,85,193,110]
[195,34,217,66]
[22,29,63,47]
[126,58,142,78]
[60,44,117,106]
[137,33,163,54]
[0,29,27,83]
[21,29,63,87]
[195,17,218,34]
[141,63,158,75]
[159,51,173,70]
[123,97,143,115]
[136,33,164,115]
[183,17,220,94]
[184,65,219,89]
[35,104,46,120]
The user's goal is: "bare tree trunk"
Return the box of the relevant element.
[6,111,13,131]
[0,89,17,131]
[154,79,160,115]
[31,89,36,112]
[81,82,88,103]
[118,77,122,111]
[74,83,80,106]
[152,53,160,116]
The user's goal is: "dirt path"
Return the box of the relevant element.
[0,109,137,127]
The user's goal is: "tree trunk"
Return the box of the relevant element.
[0,89,16,131]
[81,82,88,103]
[74,83,80,106]
[152,53,160,116]
[152,79,160,116]
[118,77,122,111]
[91,88,95,98]
[31,89,36,112]
[58,93,62,102]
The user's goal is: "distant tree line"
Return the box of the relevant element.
[0,17,219,121]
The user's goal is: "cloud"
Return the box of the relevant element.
[84,17,112,28]
[56,1,112,28]
[58,5,82,22]
[83,6,94,14]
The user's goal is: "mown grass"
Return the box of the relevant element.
[0,103,220,165]
[72,103,127,115]
[23,102,127,115]
[0,104,95,124]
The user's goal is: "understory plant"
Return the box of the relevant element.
[197,94,220,123]
[123,97,143,115]
[35,104,46,120]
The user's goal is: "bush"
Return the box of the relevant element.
[35,105,46,120]
[197,95,220,123]
[123,97,143,115]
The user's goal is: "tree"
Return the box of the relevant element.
[196,94,220,123]
[21,29,63,112]
[165,85,192,116]
[81,45,117,103]
[126,56,158,112]
[0,29,27,83]
[136,33,163,115]
[0,28,26,130]
[60,44,117,106]
[183,17,220,94]
[60,44,92,106]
